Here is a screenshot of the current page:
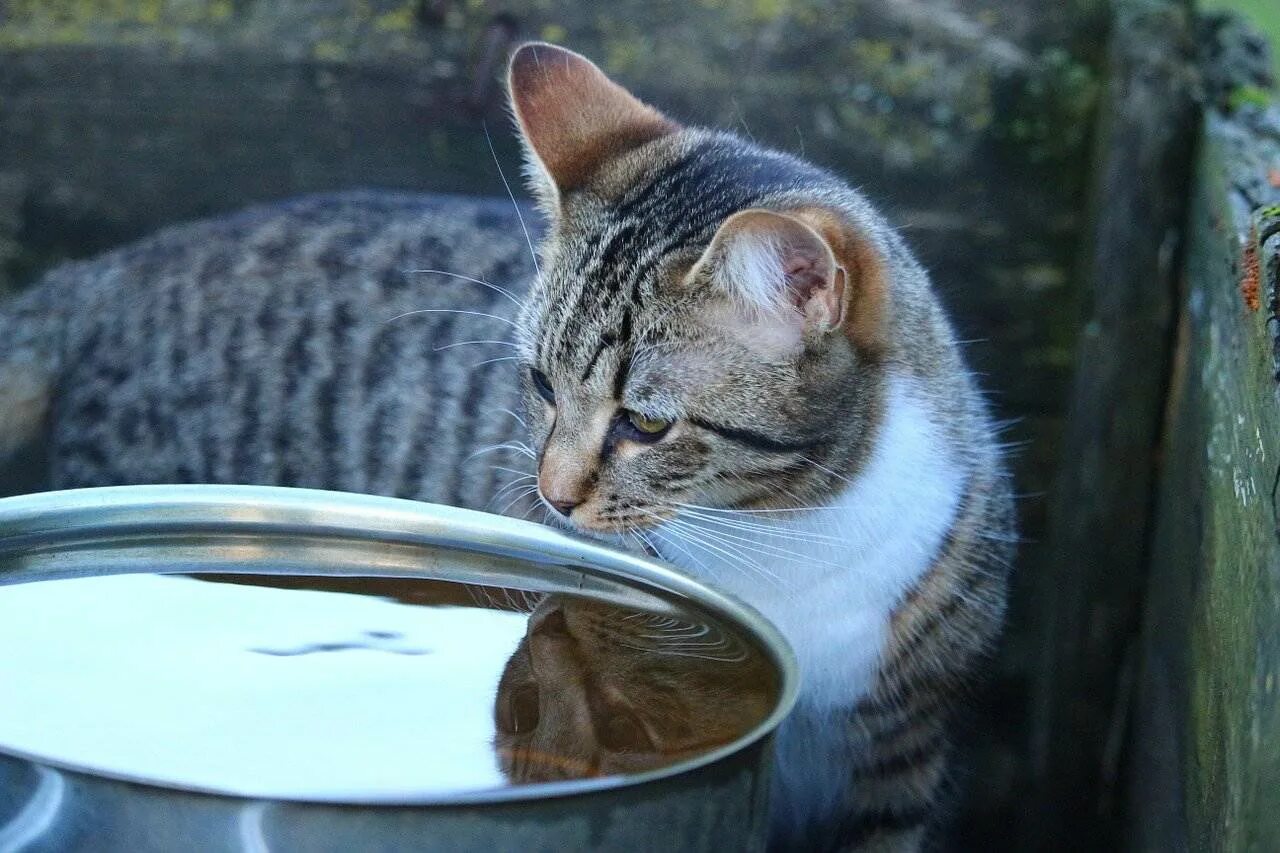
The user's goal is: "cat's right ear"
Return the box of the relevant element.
[689,207,889,357]
[507,42,678,211]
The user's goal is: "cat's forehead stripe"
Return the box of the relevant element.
[578,336,611,384]
[540,138,827,375]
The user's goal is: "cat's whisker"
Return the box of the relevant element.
[650,527,713,578]
[638,622,712,641]
[407,268,522,307]
[674,508,846,545]
[484,121,542,280]
[495,408,528,428]
[665,514,800,557]
[490,465,534,477]
[470,355,521,369]
[670,514,854,578]
[653,635,740,653]
[490,472,536,494]
[655,649,750,663]
[798,455,856,486]
[633,528,666,562]
[644,510,784,588]
[384,308,518,327]
[468,440,535,462]
[645,623,748,657]
[674,500,845,515]
[663,515,834,574]
[433,339,519,352]
[495,484,539,516]
[676,509,823,538]
[489,481,535,508]
[467,585,500,611]
[617,630,749,663]
[655,525,793,596]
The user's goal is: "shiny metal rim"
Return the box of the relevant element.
[0,484,798,806]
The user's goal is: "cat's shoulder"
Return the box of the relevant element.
[30,190,541,294]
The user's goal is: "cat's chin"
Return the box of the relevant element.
[550,509,672,544]
[564,519,657,539]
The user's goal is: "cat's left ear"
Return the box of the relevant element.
[692,208,886,353]
[507,42,679,210]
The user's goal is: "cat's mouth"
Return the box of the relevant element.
[544,500,675,540]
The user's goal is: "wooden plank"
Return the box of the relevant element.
[1129,102,1280,850]
[1029,0,1199,846]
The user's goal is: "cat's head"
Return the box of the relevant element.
[493,594,776,781]
[508,43,897,535]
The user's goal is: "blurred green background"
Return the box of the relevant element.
[1207,0,1280,75]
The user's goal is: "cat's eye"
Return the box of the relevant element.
[597,709,655,752]
[623,410,672,439]
[529,367,555,404]
[502,684,541,734]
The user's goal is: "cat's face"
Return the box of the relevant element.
[507,43,891,536]
[493,594,776,782]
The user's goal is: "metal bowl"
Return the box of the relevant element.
[0,485,796,853]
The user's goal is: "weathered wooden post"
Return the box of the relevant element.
[1031,0,1199,846]
[1126,41,1280,848]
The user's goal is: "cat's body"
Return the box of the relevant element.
[0,44,1015,852]
[0,191,536,511]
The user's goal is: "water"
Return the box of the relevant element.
[0,573,778,802]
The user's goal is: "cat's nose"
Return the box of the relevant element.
[538,447,587,517]
[545,495,580,517]
[538,472,583,516]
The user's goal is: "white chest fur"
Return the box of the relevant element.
[654,374,966,830]
[655,374,965,710]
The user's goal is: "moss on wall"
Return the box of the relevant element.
[1132,103,1280,851]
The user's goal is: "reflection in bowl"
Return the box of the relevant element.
[495,595,778,782]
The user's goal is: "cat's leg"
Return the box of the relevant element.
[838,685,951,851]
[0,362,50,460]
[836,499,1012,852]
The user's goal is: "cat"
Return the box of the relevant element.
[493,594,777,784]
[0,42,1015,851]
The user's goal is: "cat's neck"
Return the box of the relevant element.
[655,373,966,708]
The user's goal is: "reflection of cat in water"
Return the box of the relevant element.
[493,595,777,782]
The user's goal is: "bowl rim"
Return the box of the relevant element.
[0,484,799,806]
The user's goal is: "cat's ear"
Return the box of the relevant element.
[507,42,678,207]
[692,209,853,351]
[692,208,888,355]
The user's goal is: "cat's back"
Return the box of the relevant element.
[1,191,540,510]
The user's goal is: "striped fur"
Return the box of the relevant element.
[0,191,539,516]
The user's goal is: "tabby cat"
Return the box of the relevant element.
[0,43,1014,851]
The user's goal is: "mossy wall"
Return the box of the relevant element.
[1128,101,1280,851]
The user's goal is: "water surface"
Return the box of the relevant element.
[0,573,777,801]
